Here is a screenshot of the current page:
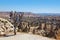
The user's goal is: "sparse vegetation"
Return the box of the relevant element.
[0,12,60,40]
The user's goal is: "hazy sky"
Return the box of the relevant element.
[0,0,60,13]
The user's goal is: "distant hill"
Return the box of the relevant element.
[0,12,10,19]
[37,13,60,16]
[0,12,60,19]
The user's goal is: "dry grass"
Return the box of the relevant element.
[56,34,60,40]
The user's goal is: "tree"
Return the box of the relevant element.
[10,11,13,19]
[10,11,17,35]
[13,11,17,35]
[17,12,24,32]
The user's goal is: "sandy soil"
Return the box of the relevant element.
[0,32,56,40]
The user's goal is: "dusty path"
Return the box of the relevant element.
[0,33,56,40]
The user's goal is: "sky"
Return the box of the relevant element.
[0,0,60,13]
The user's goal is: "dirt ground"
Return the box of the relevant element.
[0,32,56,40]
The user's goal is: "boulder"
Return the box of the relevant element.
[0,18,14,36]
